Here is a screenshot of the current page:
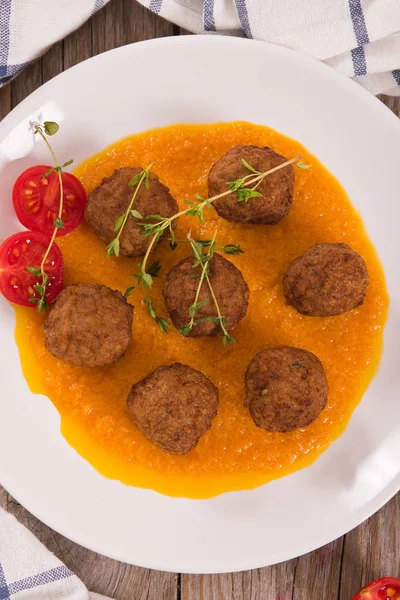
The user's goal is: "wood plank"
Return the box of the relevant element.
[378,94,400,116]
[92,0,125,55]
[123,0,174,43]
[339,493,400,599]
[0,488,178,600]
[181,560,296,600]
[41,41,64,85]
[183,561,297,600]
[0,84,11,120]
[10,60,42,109]
[292,538,344,599]
[182,539,345,599]
[63,20,92,70]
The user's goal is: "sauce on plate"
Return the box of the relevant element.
[14,122,388,498]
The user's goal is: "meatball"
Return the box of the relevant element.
[44,283,133,367]
[127,362,219,454]
[245,346,328,432]
[163,253,249,337]
[283,243,369,317]
[85,167,178,257]
[208,145,294,224]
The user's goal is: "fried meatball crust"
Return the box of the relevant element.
[162,252,249,337]
[127,362,219,454]
[44,283,133,367]
[85,167,178,257]
[245,346,328,432]
[208,145,294,224]
[283,243,369,317]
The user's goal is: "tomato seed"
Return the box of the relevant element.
[12,248,20,257]
[28,180,37,187]
[10,277,18,286]
[42,178,48,186]
[66,194,76,201]
[22,243,28,252]
[24,189,33,196]
[28,286,35,295]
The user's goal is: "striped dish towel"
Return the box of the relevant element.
[1,1,399,95]
[0,507,110,600]
[140,0,400,96]
[0,0,111,87]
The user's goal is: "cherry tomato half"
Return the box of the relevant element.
[12,165,87,237]
[0,231,64,307]
[353,577,400,599]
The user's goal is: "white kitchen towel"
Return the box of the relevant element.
[0,0,111,87]
[0,508,111,600]
[1,0,400,95]
[138,0,400,96]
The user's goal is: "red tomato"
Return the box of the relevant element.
[0,231,64,307]
[12,165,87,237]
[353,577,400,599]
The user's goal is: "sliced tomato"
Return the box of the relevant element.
[0,231,64,307]
[353,577,400,599]
[12,165,87,237]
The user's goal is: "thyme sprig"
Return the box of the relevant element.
[106,161,155,258]
[170,237,244,255]
[178,231,235,346]
[138,155,304,243]
[136,153,303,284]
[125,153,308,332]
[124,259,169,333]
[27,121,70,312]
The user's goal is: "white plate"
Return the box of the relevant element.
[0,35,400,574]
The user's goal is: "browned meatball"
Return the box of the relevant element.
[283,243,369,317]
[127,363,219,454]
[245,347,328,432]
[85,167,178,257]
[44,283,133,367]
[163,253,249,337]
[208,145,294,224]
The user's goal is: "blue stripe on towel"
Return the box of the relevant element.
[204,0,216,31]
[149,0,163,14]
[348,0,369,45]
[235,0,252,38]
[348,0,369,76]
[8,567,73,595]
[392,69,400,85]
[0,562,10,600]
[92,0,104,13]
[351,46,367,76]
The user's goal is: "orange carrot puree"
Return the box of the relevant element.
[14,122,388,498]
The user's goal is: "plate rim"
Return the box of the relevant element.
[0,33,399,574]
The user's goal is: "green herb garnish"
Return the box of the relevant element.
[27,120,72,312]
[178,230,235,345]
[169,237,244,256]
[107,161,155,258]
[126,152,307,334]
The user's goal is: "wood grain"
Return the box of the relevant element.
[0,488,178,600]
[0,4,399,599]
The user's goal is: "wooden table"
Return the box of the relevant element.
[1,2,399,598]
